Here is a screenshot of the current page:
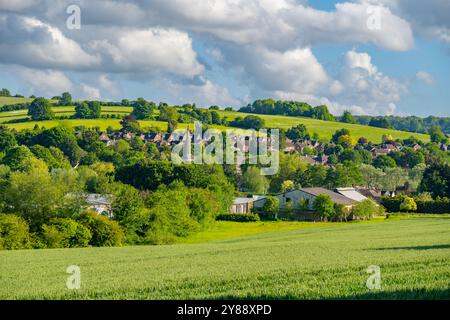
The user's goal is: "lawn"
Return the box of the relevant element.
[1,216,449,300]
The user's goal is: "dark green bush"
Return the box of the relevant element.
[382,196,450,213]
[216,213,260,222]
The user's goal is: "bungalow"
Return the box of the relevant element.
[335,187,368,202]
[230,196,266,214]
[253,187,357,212]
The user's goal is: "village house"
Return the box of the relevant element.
[230,196,267,214]
[85,194,113,218]
[232,187,362,215]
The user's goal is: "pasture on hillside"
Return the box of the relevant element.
[0,104,429,143]
[1,216,449,300]
[0,97,33,106]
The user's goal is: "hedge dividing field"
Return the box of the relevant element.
[1,216,449,300]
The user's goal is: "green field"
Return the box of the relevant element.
[0,97,429,143]
[1,216,449,300]
[0,97,33,106]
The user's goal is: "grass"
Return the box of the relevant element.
[1,216,449,300]
[217,110,430,143]
[0,97,429,143]
[0,97,32,106]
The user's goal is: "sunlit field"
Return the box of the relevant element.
[1,216,449,300]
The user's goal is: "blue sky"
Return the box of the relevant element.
[0,0,449,117]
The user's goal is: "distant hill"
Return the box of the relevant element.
[0,107,429,144]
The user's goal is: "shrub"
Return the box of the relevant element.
[261,196,279,220]
[400,197,417,212]
[216,213,260,222]
[0,214,31,250]
[331,204,349,222]
[352,199,380,220]
[313,194,335,221]
[41,218,92,248]
[77,211,124,247]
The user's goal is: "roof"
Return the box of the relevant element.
[233,195,266,205]
[85,194,112,206]
[335,188,368,202]
[299,187,356,206]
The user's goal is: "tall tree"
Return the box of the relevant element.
[28,98,54,121]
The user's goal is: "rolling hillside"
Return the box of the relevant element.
[0,98,430,143]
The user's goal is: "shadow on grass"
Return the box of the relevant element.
[216,288,450,300]
[371,244,450,251]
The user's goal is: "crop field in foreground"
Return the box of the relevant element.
[1,216,449,300]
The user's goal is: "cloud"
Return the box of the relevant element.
[155,77,240,108]
[98,74,120,96]
[331,50,407,115]
[364,0,450,44]
[15,68,73,97]
[0,14,100,70]
[87,27,204,77]
[416,71,435,85]
[282,2,414,51]
[78,84,101,100]
[1,0,445,116]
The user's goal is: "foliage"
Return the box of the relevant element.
[77,211,124,247]
[419,161,450,198]
[352,199,380,220]
[0,214,31,250]
[400,197,417,212]
[429,125,447,144]
[216,213,260,222]
[241,166,269,194]
[230,115,265,130]
[28,98,54,121]
[41,218,92,248]
[313,194,335,220]
[286,124,309,141]
[261,196,279,220]
[75,101,102,119]
[341,111,356,124]
[132,98,156,120]
[2,164,69,231]
[373,155,397,169]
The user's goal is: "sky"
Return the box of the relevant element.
[0,0,449,117]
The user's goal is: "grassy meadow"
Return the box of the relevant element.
[1,216,449,300]
[0,98,429,143]
[0,96,33,106]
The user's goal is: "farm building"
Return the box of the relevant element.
[335,187,368,202]
[230,196,266,214]
[252,187,359,212]
[231,187,368,215]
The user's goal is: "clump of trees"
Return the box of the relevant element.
[75,101,102,119]
[239,99,335,121]
[28,98,54,121]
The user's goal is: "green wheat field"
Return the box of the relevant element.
[1,216,449,300]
